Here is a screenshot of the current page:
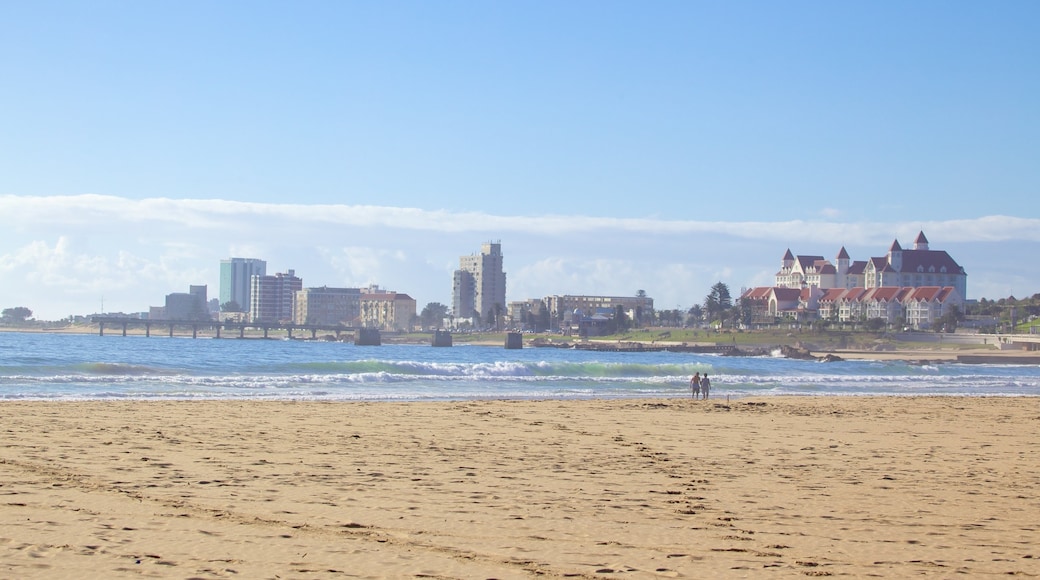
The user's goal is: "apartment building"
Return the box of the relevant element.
[359,292,417,332]
[453,242,506,326]
[293,286,361,326]
[250,269,302,323]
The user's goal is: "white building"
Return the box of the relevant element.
[745,232,967,328]
[775,231,967,299]
[293,286,361,326]
[453,242,506,326]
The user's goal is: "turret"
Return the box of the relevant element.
[888,239,903,272]
[913,231,929,250]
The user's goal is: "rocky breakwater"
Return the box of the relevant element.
[728,343,844,362]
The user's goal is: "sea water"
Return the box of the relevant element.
[1,331,1038,401]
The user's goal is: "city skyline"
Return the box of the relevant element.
[2,195,1036,321]
[1,2,1038,319]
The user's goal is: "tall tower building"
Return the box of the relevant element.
[219,258,267,312]
[453,242,506,325]
[250,269,302,323]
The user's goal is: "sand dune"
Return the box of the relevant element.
[1,397,1038,578]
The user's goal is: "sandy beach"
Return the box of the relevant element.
[1,397,1037,579]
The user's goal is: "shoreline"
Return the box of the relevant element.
[1,396,1037,578]
[4,325,1040,365]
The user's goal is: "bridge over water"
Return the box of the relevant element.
[91,316,357,340]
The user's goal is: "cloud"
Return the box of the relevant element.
[6,194,1039,243]
[1,195,1037,319]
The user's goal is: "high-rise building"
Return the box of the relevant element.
[250,269,302,323]
[453,242,506,326]
[219,258,267,312]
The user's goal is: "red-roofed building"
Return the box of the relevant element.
[774,231,966,298]
[742,232,966,328]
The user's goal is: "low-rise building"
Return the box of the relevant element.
[360,292,417,332]
[293,286,361,326]
[543,294,654,330]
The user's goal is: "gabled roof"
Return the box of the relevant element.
[770,287,802,301]
[864,287,903,302]
[741,287,773,300]
[836,246,850,260]
[905,286,942,301]
[846,260,867,275]
[914,231,929,246]
[796,255,825,271]
[889,239,902,252]
[815,261,837,275]
[783,249,794,260]
[905,286,960,303]
[840,288,868,302]
[818,288,847,303]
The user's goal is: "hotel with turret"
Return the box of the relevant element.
[741,231,967,329]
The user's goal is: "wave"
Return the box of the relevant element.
[77,362,177,376]
[263,359,709,378]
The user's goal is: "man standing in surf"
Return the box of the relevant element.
[690,372,700,399]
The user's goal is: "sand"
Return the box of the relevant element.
[1,397,1038,579]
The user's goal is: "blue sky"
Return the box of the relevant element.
[1,1,1038,320]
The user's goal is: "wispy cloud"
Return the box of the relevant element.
[1,195,1036,319]
[4,194,1037,242]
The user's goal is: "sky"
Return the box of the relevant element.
[1,1,1038,320]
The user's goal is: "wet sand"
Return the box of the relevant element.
[1,396,1038,578]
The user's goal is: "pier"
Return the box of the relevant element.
[91,316,355,340]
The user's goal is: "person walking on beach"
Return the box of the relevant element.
[690,372,700,399]
[700,374,711,399]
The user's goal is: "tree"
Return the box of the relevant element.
[221,300,243,312]
[488,303,504,331]
[2,307,33,323]
[733,298,754,328]
[864,317,886,332]
[936,304,964,332]
[687,305,704,326]
[420,302,449,329]
[704,282,732,327]
[614,305,629,333]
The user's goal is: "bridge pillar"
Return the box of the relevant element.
[215,325,221,339]
[263,327,269,339]
[169,324,174,338]
[99,322,104,336]
[311,328,317,339]
[122,322,128,337]
[192,325,198,339]
[287,327,293,340]
[145,323,151,338]
[240,326,245,339]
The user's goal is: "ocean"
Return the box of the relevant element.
[1,331,1038,401]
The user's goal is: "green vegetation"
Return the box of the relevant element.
[1,307,33,323]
